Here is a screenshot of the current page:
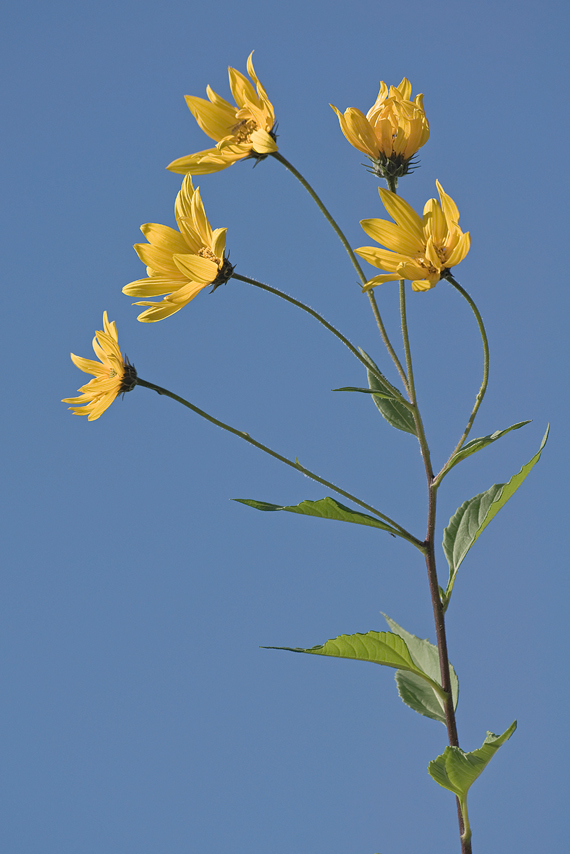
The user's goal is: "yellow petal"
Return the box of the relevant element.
[378,193,423,248]
[445,231,471,267]
[361,273,401,291]
[366,81,389,123]
[360,218,424,255]
[123,276,186,297]
[134,243,180,276]
[212,228,227,259]
[167,148,234,175]
[190,187,213,246]
[173,253,219,283]
[411,279,436,292]
[175,175,196,223]
[422,199,447,245]
[250,128,278,153]
[355,245,409,270]
[436,180,460,224]
[140,223,189,256]
[396,78,412,101]
[228,66,258,110]
[184,94,237,142]
[69,354,106,376]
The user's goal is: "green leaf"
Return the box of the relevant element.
[358,348,417,436]
[443,427,549,602]
[428,721,517,841]
[333,386,394,400]
[447,420,531,471]
[383,614,458,724]
[233,496,399,535]
[264,630,448,700]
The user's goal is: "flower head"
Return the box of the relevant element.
[356,181,471,292]
[167,52,278,175]
[331,78,429,181]
[123,174,234,322]
[62,312,137,421]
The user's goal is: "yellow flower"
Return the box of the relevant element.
[167,52,278,175]
[62,312,137,421]
[356,181,471,292]
[123,174,234,322]
[331,78,429,180]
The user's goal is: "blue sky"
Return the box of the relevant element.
[2,1,569,852]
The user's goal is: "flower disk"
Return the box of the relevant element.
[167,51,278,175]
[123,175,233,322]
[331,78,429,180]
[356,182,471,292]
[62,312,136,421]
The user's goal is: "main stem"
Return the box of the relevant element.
[134,377,423,550]
[392,187,470,850]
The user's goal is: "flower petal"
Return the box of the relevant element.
[445,231,471,267]
[140,223,189,256]
[378,189,424,243]
[123,276,186,297]
[355,245,409,270]
[184,94,237,142]
[360,218,424,255]
[250,128,278,153]
[173,253,219,283]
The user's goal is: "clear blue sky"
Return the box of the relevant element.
[2,0,568,852]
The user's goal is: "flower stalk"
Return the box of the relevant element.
[270,150,409,390]
[134,376,424,551]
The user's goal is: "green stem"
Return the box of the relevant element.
[399,279,434,480]
[387,185,469,851]
[231,272,412,408]
[134,377,425,551]
[434,275,490,487]
[270,151,408,389]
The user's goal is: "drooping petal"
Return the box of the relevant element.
[411,279,436,291]
[361,272,401,291]
[123,276,186,297]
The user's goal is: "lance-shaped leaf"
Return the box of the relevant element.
[428,721,517,844]
[445,420,531,473]
[383,614,458,724]
[233,496,399,536]
[333,386,394,400]
[358,348,417,436]
[442,427,548,603]
[264,631,448,702]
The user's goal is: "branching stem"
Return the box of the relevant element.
[231,272,412,408]
[134,377,424,551]
[434,275,490,487]
[270,151,409,390]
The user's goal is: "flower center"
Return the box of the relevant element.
[231,118,257,144]
[198,246,220,267]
